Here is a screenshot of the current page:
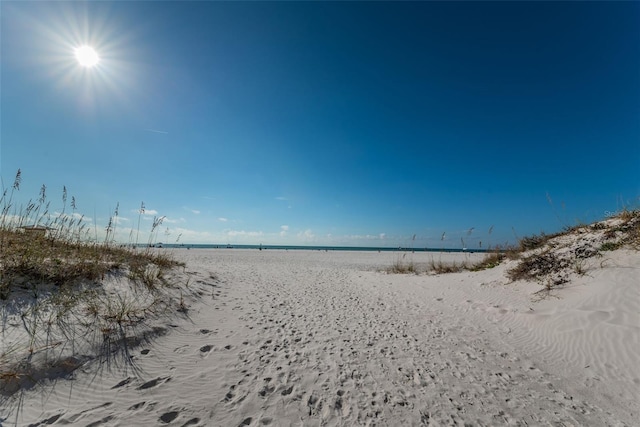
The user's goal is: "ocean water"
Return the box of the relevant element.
[153,243,486,253]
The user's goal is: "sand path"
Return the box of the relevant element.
[5,249,638,426]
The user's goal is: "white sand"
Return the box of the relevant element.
[2,248,638,426]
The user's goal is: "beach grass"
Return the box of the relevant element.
[388,258,418,274]
[506,208,639,292]
[428,258,469,274]
[386,208,639,280]
[469,249,504,271]
[0,170,187,395]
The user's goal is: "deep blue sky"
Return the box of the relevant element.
[2,1,639,247]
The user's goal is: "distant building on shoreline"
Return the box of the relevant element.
[19,225,52,237]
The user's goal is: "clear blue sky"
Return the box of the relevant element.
[2,1,638,248]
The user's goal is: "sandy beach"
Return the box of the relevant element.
[2,244,638,426]
[3,1,639,425]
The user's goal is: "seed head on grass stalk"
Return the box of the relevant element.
[135,202,145,247]
[13,169,22,190]
[31,184,48,228]
[147,216,166,249]
[105,216,114,245]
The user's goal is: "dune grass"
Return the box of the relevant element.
[485,210,638,287]
[468,249,505,271]
[506,209,639,292]
[0,170,187,396]
[428,258,469,274]
[388,258,418,274]
[385,208,639,281]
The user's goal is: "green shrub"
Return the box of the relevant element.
[600,241,622,251]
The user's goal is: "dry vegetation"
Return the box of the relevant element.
[386,208,639,288]
[385,254,475,275]
[0,170,188,396]
[429,258,469,274]
[506,209,639,293]
[468,249,505,271]
[388,256,418,274]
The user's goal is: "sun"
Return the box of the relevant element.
[75,45,99,67]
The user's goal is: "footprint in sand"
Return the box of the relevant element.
[85,415,115,427]
[224,385,237,402]
[159,411,179,423]
[258,384,275,397]
[35,414,62,424]
[181,418,200,426]
[306,393,323,416]
[223,384,248,406]
[111,377,132,389]
[200,345,213,353]
[137,376,171,390]
[128,402,145,410]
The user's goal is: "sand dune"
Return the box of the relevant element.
[2,247,638,426]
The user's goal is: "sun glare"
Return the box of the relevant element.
[75,45,99,67]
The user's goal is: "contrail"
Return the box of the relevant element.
[144,129,169,134]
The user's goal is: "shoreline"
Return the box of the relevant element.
[148,244,493,253]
